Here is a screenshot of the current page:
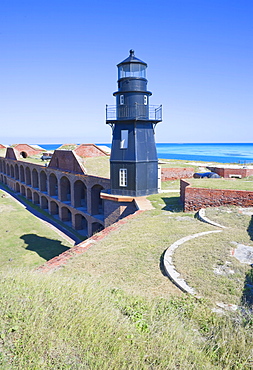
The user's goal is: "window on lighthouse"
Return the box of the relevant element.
[144,95,148,105]
[120,130,128,149]
[119,169,127,187]
[120,95,124,105]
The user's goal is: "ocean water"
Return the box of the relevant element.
[40,143,253,164]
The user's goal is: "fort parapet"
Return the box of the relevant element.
[0,147,138,237]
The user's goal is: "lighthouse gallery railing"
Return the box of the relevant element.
[106,104,162,122]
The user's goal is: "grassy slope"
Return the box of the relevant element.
[0,190,71,268]
[1,185,253,367]
[83,156,110,178]
[188,178,253,191]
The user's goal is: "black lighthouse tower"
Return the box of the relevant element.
[106,50,162,197]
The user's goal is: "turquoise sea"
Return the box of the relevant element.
[40,143,253,164]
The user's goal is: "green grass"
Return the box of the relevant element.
[1,190,253,368]
[20,156,46,164]
[1,183,86,242]
[174,206,253,305]
[58,144,78,150]
[0,148,7,157]
[159,159,199,170]
[161,179,180,190]
[83,156,110,178]
[0,190,72,268]
[0,269,234,370]
[188,178,253,191]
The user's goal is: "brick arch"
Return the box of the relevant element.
[20,165,25,182]
[27,187,32,200]
[40,170,47,192]
[91,184,104,215]
[41,196,48,210]
[61,206,72,222]
[6,163,10,176]
[25,167,31,185]
[10,164,14,178]
[73,179,87,208]
[16,182,20,193]
[50,200,59,216]
[74,214,88,233]
[32,168,39,188]
[60,175,71,202]
[3,161,6,174]
[91,222,104,235]
[33,191,40,205]
[49,173,58,197]
[15,164,19,180]
[20,151,28,158]
[21,184,26,196]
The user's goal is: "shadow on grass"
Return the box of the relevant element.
[241,267,253,307]
[247,216,253,241]
[21,234,70,261]
[160,250,169,277]
[161,196,183,212]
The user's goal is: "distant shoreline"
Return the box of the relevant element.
[33,143,253,164]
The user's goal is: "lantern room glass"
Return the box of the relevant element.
[118,63,146,79]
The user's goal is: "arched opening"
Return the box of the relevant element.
[3,162,6,174]
[41,196,48,210]
[50,201,59,216]
[10,165,14,178]
[40,170,47,192]
[16,182,20,193]
[49,173,58,197]
[33,192,40,205]
[20,151,28,158]
[20,165,25,182]
[3,176,7,184]
[73,180,87,208]
[32,169,39,188]
[25,167,31,185]
[6,164,10,176]
[92,222,104,235]
[15,164,19,180]
[91,184,104,215]
[21,185,26,196]
[0,174,3,182]
[60,176,71,203]
[27,188,32,200]
[61,206,72,223]
[75,214,88,235]
[0,161,2,173]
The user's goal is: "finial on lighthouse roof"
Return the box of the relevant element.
[117,50,147,67]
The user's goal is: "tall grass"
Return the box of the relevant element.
[1,188,253,368]
[1,269,253,369]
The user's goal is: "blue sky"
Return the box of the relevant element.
[0,0,252,144]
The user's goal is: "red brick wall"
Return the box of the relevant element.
[207,166,253,178]
[14,144,43,157]
[161,167,194,181]
[103,198,137,227]
[180,179,253,211]
[49,150,85,174]
[0,144,6,149]
[5,147,19,160]
[75,144,108,157]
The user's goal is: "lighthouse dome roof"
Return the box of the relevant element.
[117,50,147,67]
